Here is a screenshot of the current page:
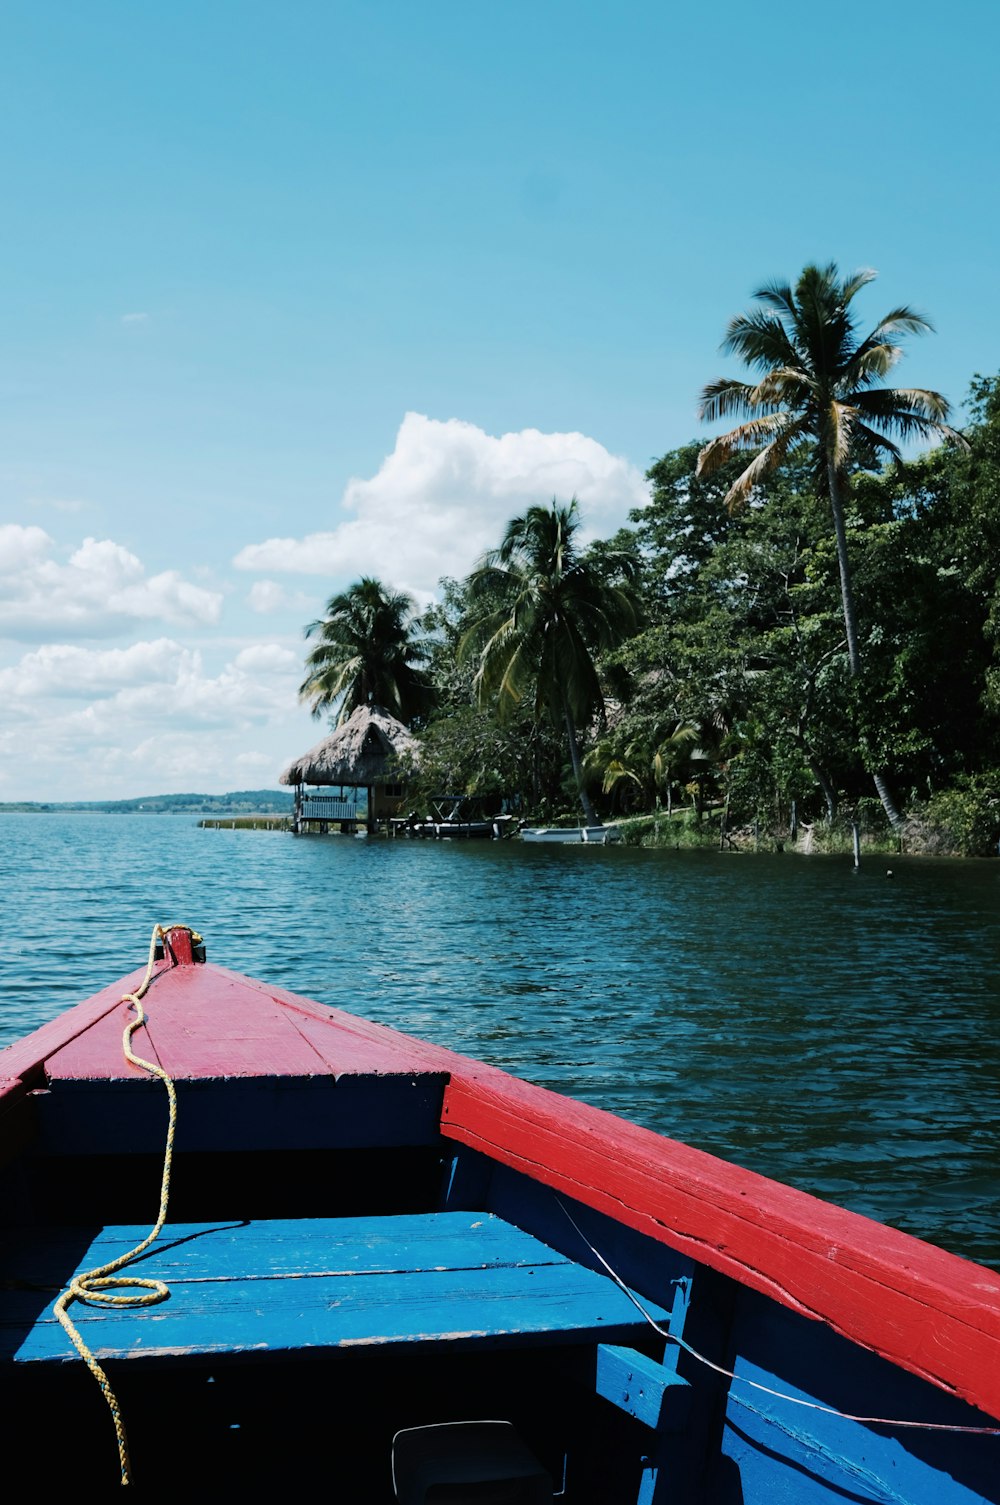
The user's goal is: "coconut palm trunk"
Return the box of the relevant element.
[827,462,906,831]
[564,705,599,825]
[826,459,862,677]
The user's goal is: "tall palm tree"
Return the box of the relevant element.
[461,500,639,824]
[696,263,964,827]
[300,576,435,726]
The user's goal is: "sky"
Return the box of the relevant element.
[1,0,998,800]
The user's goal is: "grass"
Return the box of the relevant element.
[198,816,293,831]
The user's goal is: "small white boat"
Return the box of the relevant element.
[520,825,620,844]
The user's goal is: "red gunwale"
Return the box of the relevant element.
[2,955,998,1421]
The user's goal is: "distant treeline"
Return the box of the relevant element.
[1,790,294,815]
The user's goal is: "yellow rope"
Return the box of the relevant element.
[54,922,202,1487]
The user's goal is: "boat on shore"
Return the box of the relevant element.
[520,825,621,844]
[1,925,997,1498]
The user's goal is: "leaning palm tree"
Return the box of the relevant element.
[300,577,436,726]
[461,500,639,824]
[696,263,964,827]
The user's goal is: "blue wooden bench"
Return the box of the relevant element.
[1,1211,674,1365]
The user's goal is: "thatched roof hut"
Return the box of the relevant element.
[279,703,419,788]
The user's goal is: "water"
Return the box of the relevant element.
[2,813,998,1266]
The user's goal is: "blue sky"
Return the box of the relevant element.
[1,0,997,798]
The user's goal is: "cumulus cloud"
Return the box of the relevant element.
[0,634,311,796]
[233,413,650,599]
[0,525,223,640]
[0,639,189,699]
[58,644,299,735]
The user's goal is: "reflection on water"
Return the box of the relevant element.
[1,813,998,1265]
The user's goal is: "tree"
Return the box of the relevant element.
[586,719,699,816]
[299,576,436,726]
[696,262,963,828]
[461,499,640,824]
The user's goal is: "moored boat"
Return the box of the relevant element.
[1,925,997,1498]
[520,825,621,844]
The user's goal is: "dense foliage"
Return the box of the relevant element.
[300,311,1000,853]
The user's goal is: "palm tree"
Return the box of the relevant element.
[461,500,639,824]
[696,262,964,827]
[586,720,699,816]
[300,576,435,726]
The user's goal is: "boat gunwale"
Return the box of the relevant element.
[3,956,999,1424]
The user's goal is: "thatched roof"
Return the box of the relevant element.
[279,703,420,787]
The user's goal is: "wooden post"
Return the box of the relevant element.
[367,783,375,836]
[790,800,798,845]
[852,820,861,869]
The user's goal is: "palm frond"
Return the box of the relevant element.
[864,305,934,340]
[720,309,799,370]
[849,423,903,470]
[853,386,952,426]
[751,279,797,318]
[719,419,806,511]
[697,379,763,423]
[750,368,814,408]
[842,341,900,389]
[838,267,878,304]
[697,413,800,477]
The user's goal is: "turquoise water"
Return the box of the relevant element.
[1,813,998,1265]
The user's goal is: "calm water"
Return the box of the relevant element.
[1,813,998,1266]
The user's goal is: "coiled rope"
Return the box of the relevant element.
[54,923,202,1487]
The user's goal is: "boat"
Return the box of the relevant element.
[1,924,997,1498]
[394,796,514,840]
[520,825,621,844]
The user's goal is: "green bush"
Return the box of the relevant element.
[912,775,1000,856]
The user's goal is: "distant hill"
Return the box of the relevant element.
[0,789,295,815]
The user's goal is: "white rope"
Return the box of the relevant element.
[558,1200,1000,1436]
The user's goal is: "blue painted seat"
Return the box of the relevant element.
[0,1211,671,1364]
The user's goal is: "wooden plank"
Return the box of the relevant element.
[1,1212,669,1364]
[35,962,455,1084]
[0,1076,27,1108]
[440,1074,1000,1422]
[5,1264,663,1364]
[596,1345,690,1430]
[44,1003,163,1081]
[126,969,332,1079]
[0,964,154,1089]
[287,1012,444,1078]
[1,1212,563,1286]
[34,1075,445,1154]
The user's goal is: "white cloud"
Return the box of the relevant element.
[0,526,223,640]
[0,638,189,698]
[0,523,50,571]
[247,579,315,615]
[232,643,299,675]
[0,635,312,796]
[233,413,650,599]
[121,312,149,324]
